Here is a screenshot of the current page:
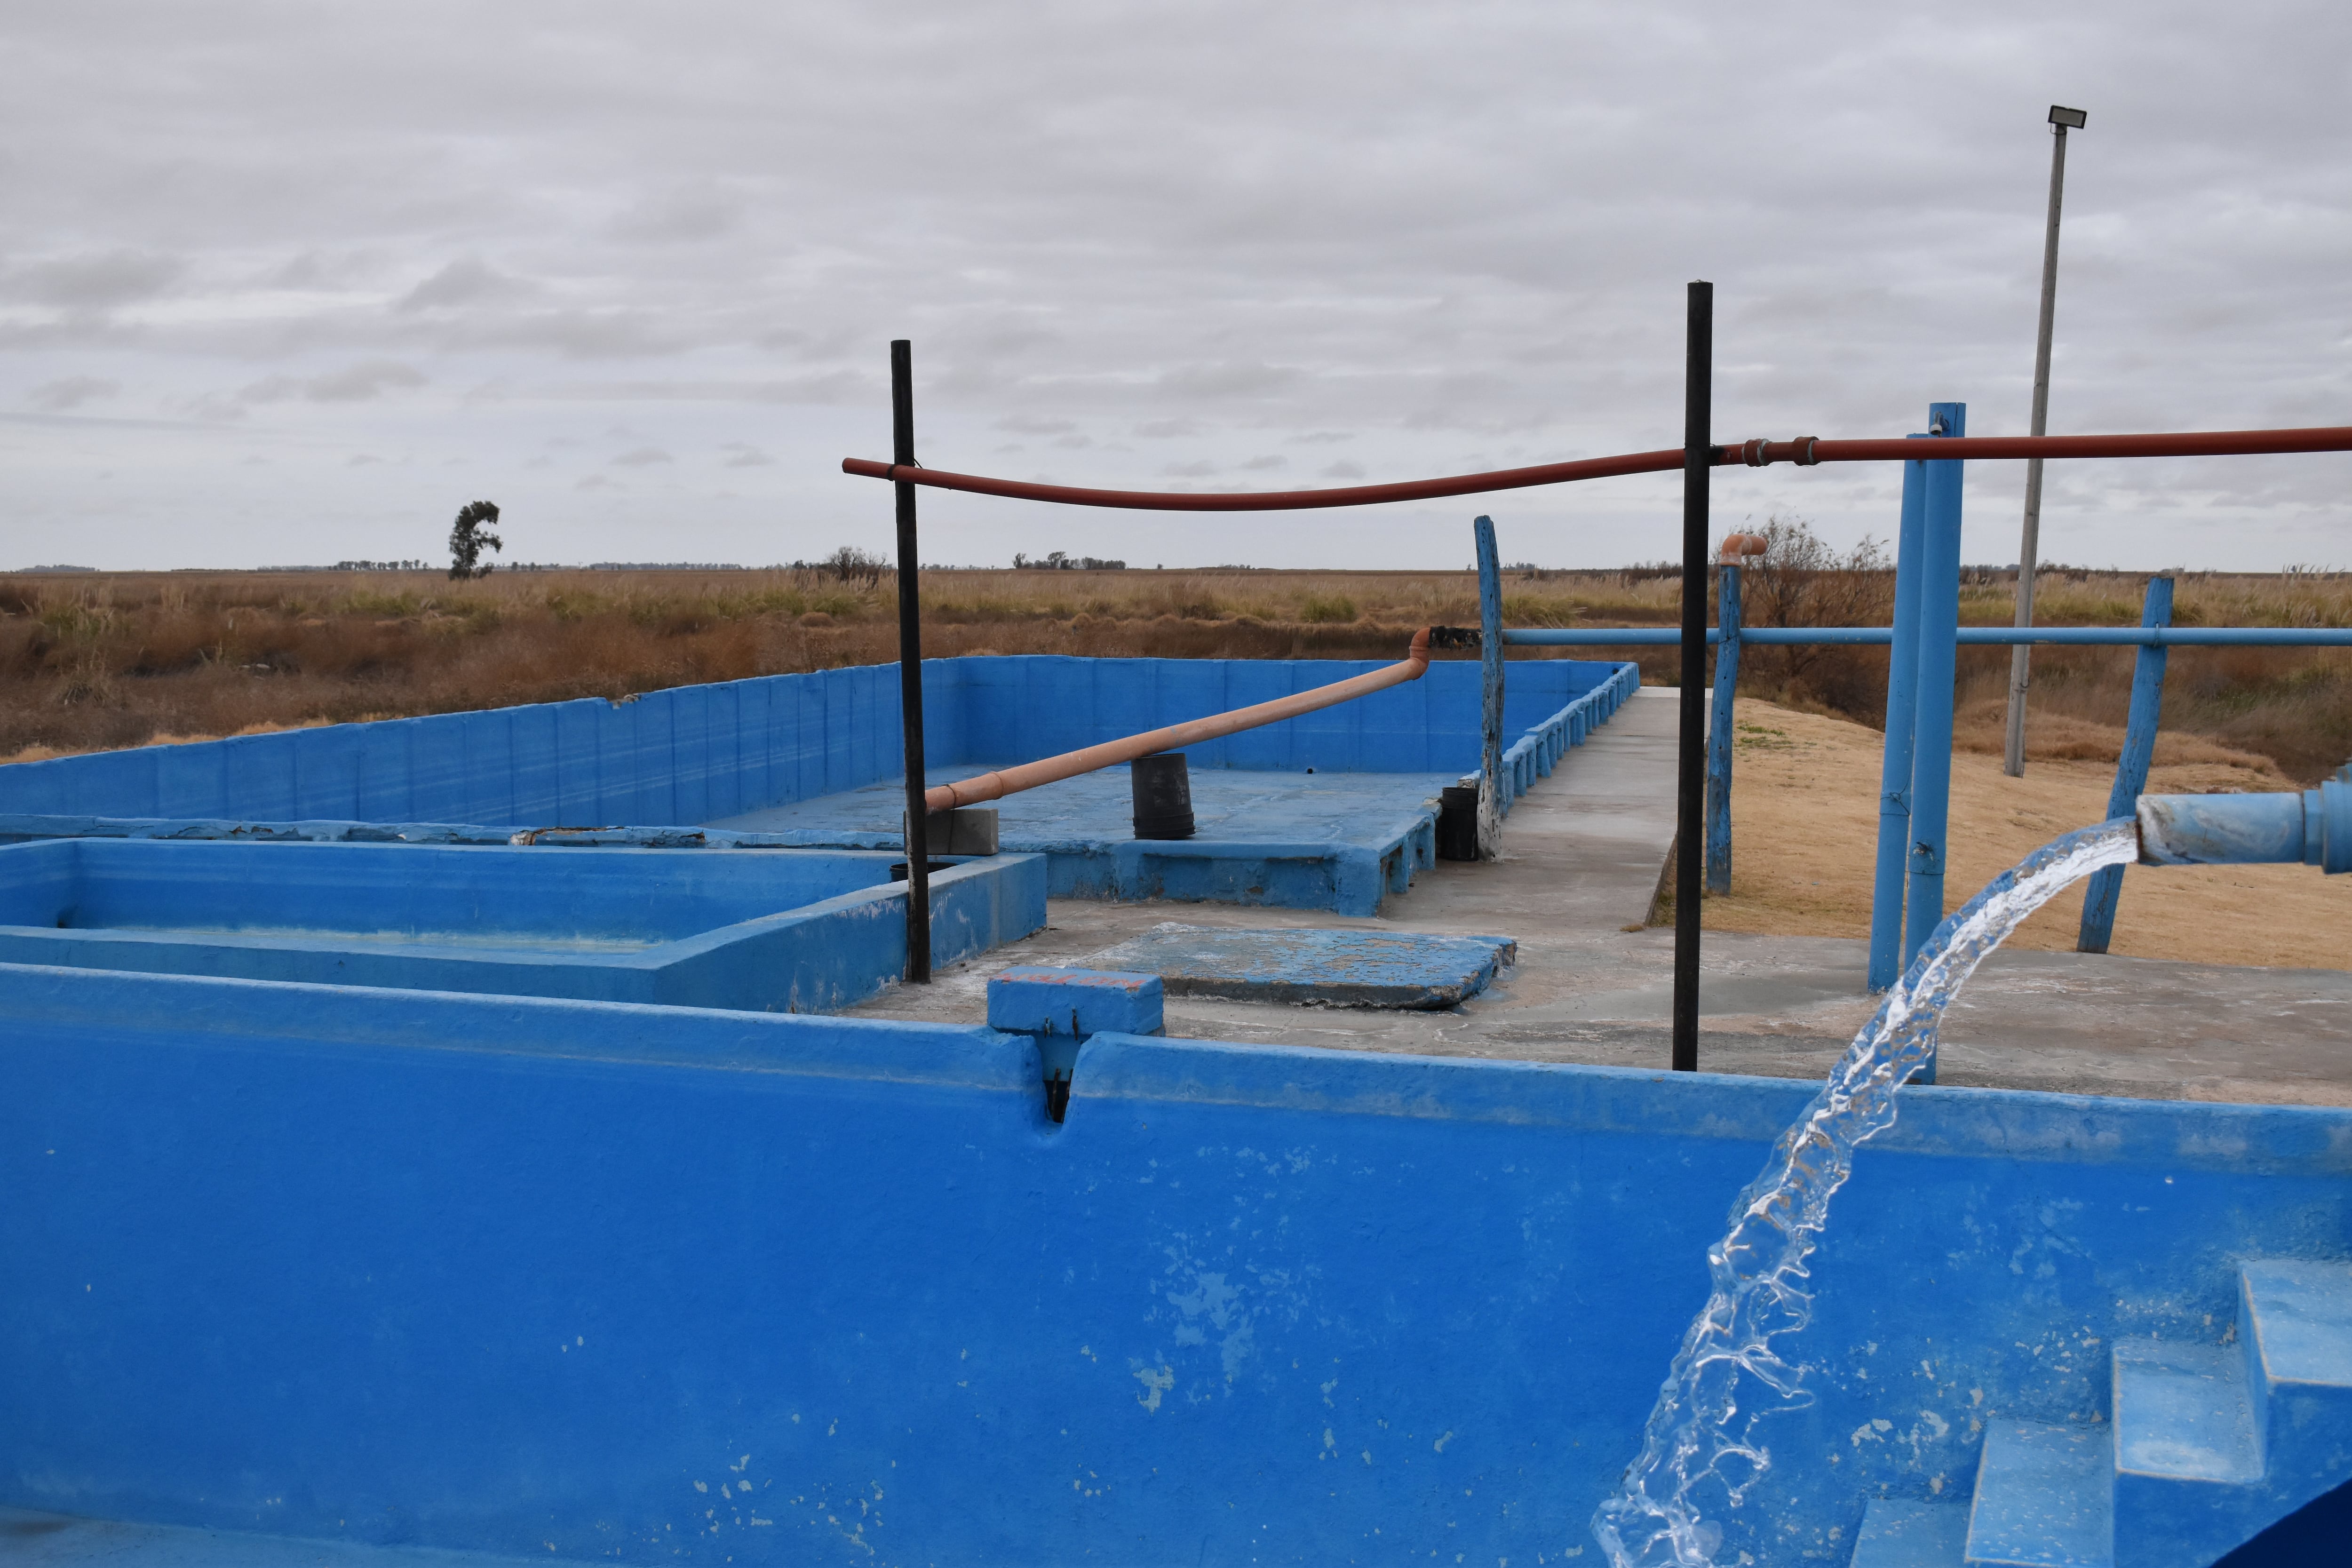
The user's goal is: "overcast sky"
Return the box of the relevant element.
[4,1,2348,572]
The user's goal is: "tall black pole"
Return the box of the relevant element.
[891,339,931,983]
[1672,282,1712,1072]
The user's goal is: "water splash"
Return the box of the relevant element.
[1591,819,2140,1568]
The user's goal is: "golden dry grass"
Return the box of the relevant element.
[1709,698,2344,971]
[4,563,2349,781]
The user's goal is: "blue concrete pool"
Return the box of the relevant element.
[0,654,1636,915]
[0,836,1046,1013]
[2,963,2345,1566]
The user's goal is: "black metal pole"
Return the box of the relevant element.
[1672,282,1712,1072]
[891,339,931,983]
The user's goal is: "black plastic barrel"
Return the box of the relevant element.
[1436,783,1480,861]
[1130,752,1195,840]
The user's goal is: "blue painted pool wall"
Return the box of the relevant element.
[946,656,1614,778]
[0,662,907,827]
[0,657,1624,828]
[4,963,2347,1567]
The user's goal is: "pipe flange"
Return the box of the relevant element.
[1790,437,1821,466]
[2323,777,2352,875]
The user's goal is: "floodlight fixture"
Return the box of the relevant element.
[2049,105,2088,129]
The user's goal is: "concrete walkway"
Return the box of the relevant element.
[851,685,2352,1107]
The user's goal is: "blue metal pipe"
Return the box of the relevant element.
[2078,577,2174,952]
[1499,628,1718,645]
[1475,517,1505,851]
[2137,777,2351,875]
[1903,406,1968,1001]
[1867,448,1932,992]
[1498,626,2352,647]
[1704,565,1742,894]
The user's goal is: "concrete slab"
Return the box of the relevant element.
[1080,923,1516,1009]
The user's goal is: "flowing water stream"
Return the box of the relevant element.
[1591,819,2141,1568]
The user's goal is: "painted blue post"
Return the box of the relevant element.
[1903,404,1968,1015]
[1866,453,1932,992]
[1474,516,1505,856]
[1704,562,1742,894]
[2077,574,2175,953]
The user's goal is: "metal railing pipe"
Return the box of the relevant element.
[2077,577,2174,953]
[1499,628,1718,645]
[1498,626,2352,647]
[1704,562,1742,894]
[1903,405,1967,1004]
[1867,448,1931,992]
[842,423,2352,513]
[1475,516,1505,855]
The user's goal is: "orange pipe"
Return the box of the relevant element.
[925,629,1434,812]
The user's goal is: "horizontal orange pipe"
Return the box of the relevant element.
[925,629,1433,812]
[844,451,1685,512]
[844,424,2352,513]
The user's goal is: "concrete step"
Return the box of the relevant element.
[1963,1419,2114,1568]
[2112,1340,2262,1483]
[1850,1498,1969,1566]
[2110,1340,2265,1568]
[2238,1258,2352,1527]
[2243,1258,2352,1404]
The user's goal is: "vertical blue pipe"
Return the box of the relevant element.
[2077,574,2174,952]
[1474,516,1505,855]
[1704,563,1742,894]
[1903,404,1968,1007]
[1866,454,1932,991]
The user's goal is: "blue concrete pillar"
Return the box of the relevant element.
[2077,575,2175,953]
[1474,516,1505,855]
[1704,563,1742,894]
[1903,403,1968,997]
[1866,452,1932,992]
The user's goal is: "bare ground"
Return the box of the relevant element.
[1710,698,2344,971]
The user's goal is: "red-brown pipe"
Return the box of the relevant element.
[843,424,2352,513]
[924,628,1433,812]
[842,450,1686,512]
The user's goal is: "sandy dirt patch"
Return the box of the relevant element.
[1710,699,2346,971]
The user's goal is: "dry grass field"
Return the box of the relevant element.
[6,556,2350,780]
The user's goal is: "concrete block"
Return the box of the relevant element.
[987,964,1164,1037]
[906,805,999,855]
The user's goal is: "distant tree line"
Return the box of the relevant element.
[1013,551,1127,570]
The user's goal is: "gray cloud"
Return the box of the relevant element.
[28,375,119,410]
[610,446,673,466]
[1,1,2347,568]
[6,251,183,310]
[242,360,426,403]
[397,257,536,313]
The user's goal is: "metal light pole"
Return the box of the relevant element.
[2002,103,2087,777]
